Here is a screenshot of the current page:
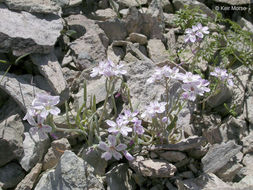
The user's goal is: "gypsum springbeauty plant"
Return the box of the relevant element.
[143,65,210,143]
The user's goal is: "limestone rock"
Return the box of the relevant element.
[176,173,232,190]
[147,39,169,63]
[15,163,42,190]
[149,136,206,151]
[245,96,253,125]
[30,52,69,103]
[158,151,187,162]
[106,163,136,190]
[0,72,47,112]
[202,141,242,173]
[130,156,177,177]
[97,18,128,42]
[94,8,117,21]
[173,0,215,19]
[0,162,25,189]
[242,131,253,154]
[213,0,250,5]
[82,148,107,176]
[34,151,104,190]
[0,5,63,56]
[42,138,71,171]
[66,15,108,70]
[116,0,147,8]
[19,132,50,172]
[129,33,147,45]
[0,114,24,167]
[2,0,69,14]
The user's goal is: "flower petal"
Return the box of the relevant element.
[116,144,127,151]
[112,150,122,160]
[101,152,112,161]
[98,142,109,151]
[108,135,117,147]
[49,106,61,115]
[42,125,52,133]
[29,127,38,135]
[106,120,116,127]
[123,151,134,161]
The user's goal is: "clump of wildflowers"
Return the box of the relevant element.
[90,59,126,78]
[184,23,209,43]
[23,93,60,139]
[210,67,234,87]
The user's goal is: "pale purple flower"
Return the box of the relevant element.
[32,93,60,118]
[185,28,197,43]
[90,59,126,78]
[98,135,127,161]
[133,119,144,135]
[178,72,202,84]
[141,101,167,118]
[123,150,134,161]
[185,23,209,43]
[182,79,210,101]
[147,66,180,84]
[119,110,138,124]
[29,115,52,139]
[23,108,37,125]
[161,116,168,123]
[106,119,132,137]
[210,67,234,87]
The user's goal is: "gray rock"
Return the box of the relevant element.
[0,5,63,56]
[216,159,243,182]
[42,138,71,171]
[74,75,121,109]
[81,148,107,176]
[149,136,206,151]
[241,153,253,176]
[94,8,117,21]
[107,44,125,64]
[30,52,69,103]
[187,145,208,160]
[116,0,147,8]
[242,131,253,154]
[173,0,215,19]
[238,17,253,37]
[213,0,250,5]
[0,72,46,112]
[147,39,169,63]
[106,163,136,190]
[207,84,232,108]
[0,162,25,189]
[129,156,177,177]
[202,141,242,173]
[34,150,104,190]
[15,163,42,190]
[0,97,22,123]
[158,151,187,162]
[66,15,108,70]
[97,18,127,42]
[2,0,69,14]
[0,114,24,167]
[19,132,50,172]
[176,173,232,190]
[129,33,147,45]
[124,7,143,35]
[142,0,165,39]
[245,96,253,125]
[178,171,195,179]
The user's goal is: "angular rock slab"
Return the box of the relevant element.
[202,141,242,173]
[149,136,206,151]
[130,156,176,178]
[15,163,42,190]
[0,114,24,167]
[0,72,46,112]
[0,5,63,56]
[2,0,69,14]
[34,150,104,190]
[106,163,136,190]
[0,162,25,189]
[19,132,50,171]
[176,173,232,190]
[66,15,108,70]
[30,52,69,102]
